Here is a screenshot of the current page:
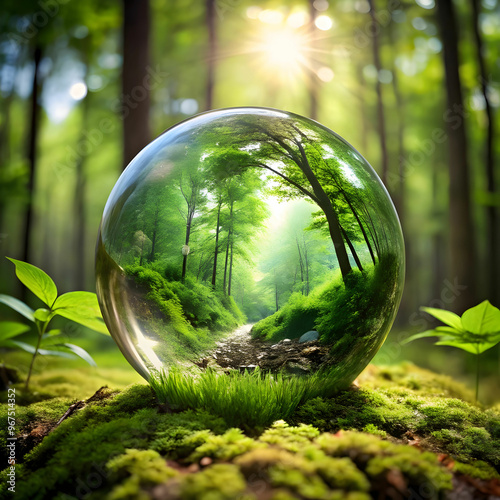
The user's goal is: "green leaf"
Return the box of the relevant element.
[0,294,35,322]
[434,339,499,355]
[42,329,62,340]
[6,340,37,354]
[0,322,31,343]
[6,257,57,307]
[420,306,464,331]
[34,308,52,323]
[58,343,96,366]
[52,292,109,335]
[401,329,445,345]
[461,300,500,335]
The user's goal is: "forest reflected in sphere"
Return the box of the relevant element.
[96,107,405,390]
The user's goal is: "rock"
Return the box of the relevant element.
[299,330,319,343]
[281,339,292,344]
[285,360,311,375]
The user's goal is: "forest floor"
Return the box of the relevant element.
[196,324,330,374]
[2,361,500,499]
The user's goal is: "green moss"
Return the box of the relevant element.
[316,431,452,495]
[188,428,263,462]
[178,463,251,500]
[259,420,320,451]
[106,449,178,500]
[452,460,500,481]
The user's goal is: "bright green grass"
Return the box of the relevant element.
[149,367,345,430]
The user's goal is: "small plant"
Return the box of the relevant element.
[404,300,500,401]
[149,366,342,429]
[0,257,109,390]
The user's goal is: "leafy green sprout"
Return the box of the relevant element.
[403,300,500,402]
[0,257,109,390]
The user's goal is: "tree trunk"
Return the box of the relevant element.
[295,141,353,277]
[436,0,476,312]
[211,199,222,287]
[205,0,216,110]
[23,44,43,268]
[367,0,389,186]
[275,270,279,312]
[471,0,497,302]
[228,238,234,296]
[122,0,151,169]
[223,200,234,294]
[181,221,191,281]
[296,237,305,294]
[149,203,160,262]
[303,235,310,295]
[341,226,364,273]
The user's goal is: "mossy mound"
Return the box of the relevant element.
[1,363,499,499]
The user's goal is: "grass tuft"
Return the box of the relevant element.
[149,367,343,430]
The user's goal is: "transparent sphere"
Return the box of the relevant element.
[96,107,404,389]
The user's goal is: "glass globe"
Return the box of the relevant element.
[96,107,404,390]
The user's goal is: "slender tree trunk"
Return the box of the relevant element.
[341,226,364,272]
[149,203,160,261]
[181,221,191,281]
[23,44,42,268]
[296,237,305,294]
[122,0,151,169]
[274,270,279,312]
[223,200,234,294]
[205,0,216,110]
[367,0,389,186]
[211,199,222,287]
[335,183,377,265]
[303,235,310,295]
[436,0,476,312]
[295,141,353,277]
[228,238,234,296]
[471,0,497,302]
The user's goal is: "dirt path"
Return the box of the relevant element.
[196,324,331,374]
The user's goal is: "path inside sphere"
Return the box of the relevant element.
[196,324,332,375]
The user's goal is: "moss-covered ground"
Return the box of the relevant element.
[1,362,499,499]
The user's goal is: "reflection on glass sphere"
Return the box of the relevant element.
[96,107,404,390]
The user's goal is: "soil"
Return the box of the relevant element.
[195,324,332,374]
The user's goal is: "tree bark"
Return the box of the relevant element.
[341,226,364,273]
[436,0,476,311]
[223,200,234,294]
[470,0,497,302]
[228,238,234,296]
[23,44,43,267]
[367,0,389,186]
[211,198,222,287]
[122,0,151,169]
[205,0,216,110]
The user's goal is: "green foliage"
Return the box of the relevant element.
[149,367,340,430]
[404,300,500,401]
[405,301,500,355]
[251,291,319,342]
[125,264,245,358]
[0,258,109,390]
[252,253,399,354]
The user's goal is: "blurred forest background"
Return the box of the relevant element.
[0,0,499,398]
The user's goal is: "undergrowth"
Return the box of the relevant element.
[1,363,498,499]
[149,367,344,430]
